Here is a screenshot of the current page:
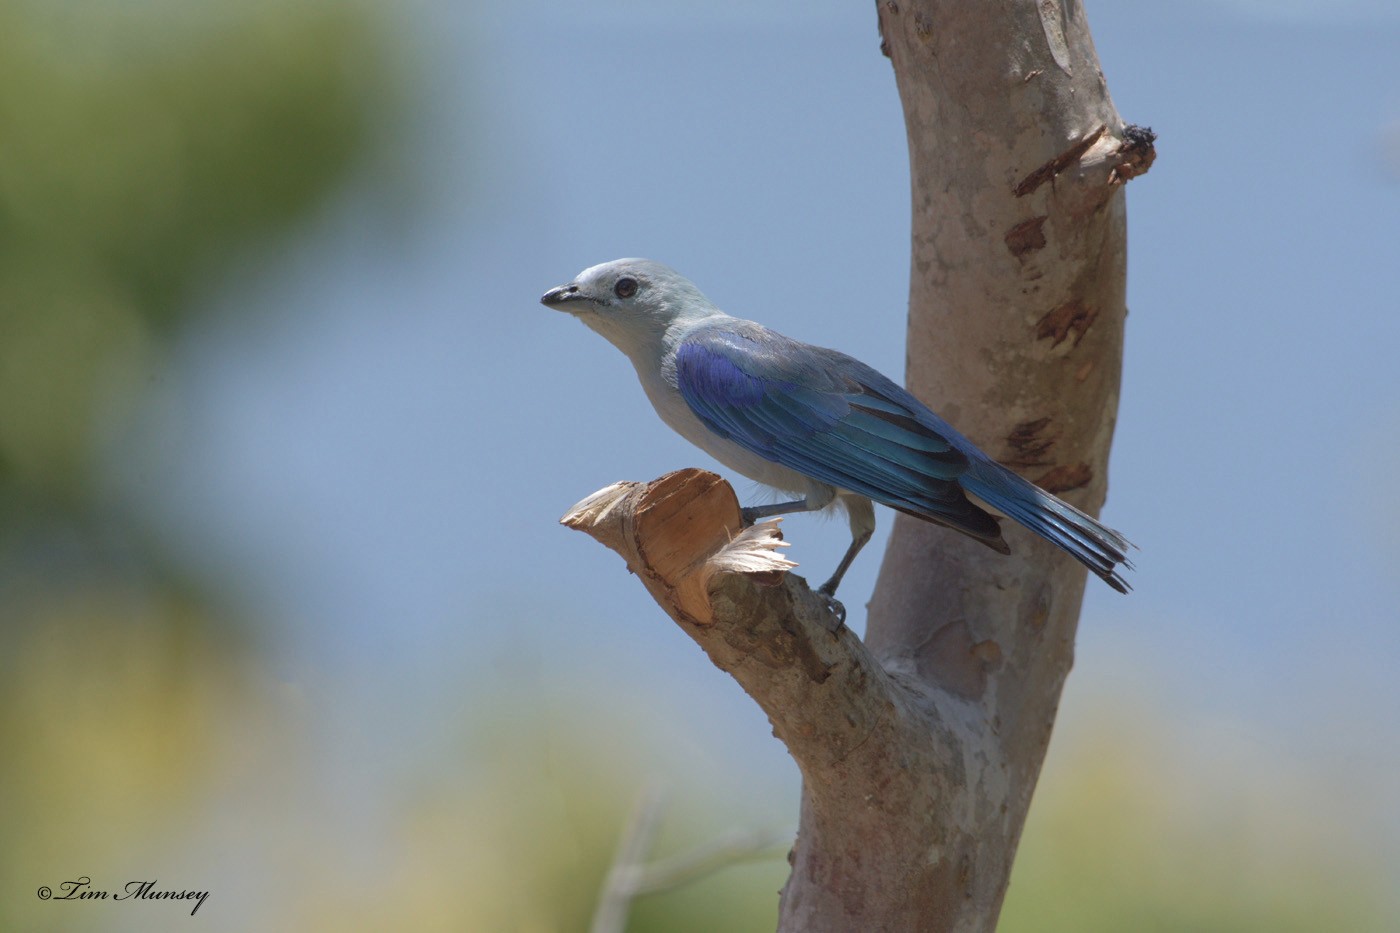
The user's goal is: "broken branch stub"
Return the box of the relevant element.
[561,469,795,626]
[563,469,961,930]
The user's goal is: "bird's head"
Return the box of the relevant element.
[541,258,719,356]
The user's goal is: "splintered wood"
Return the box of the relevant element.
[561,469,795,625]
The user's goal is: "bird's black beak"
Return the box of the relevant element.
[540,283,585,307]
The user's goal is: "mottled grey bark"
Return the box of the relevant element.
[567,2,1149,929]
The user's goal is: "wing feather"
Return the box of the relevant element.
[674,322,1005,548]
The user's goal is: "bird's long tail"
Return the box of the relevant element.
[960,458,1133,593]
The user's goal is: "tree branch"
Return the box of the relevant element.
[565,470,988,928]
[563,469,901,772]
[591,783,666,933]
[589,779,792,933]
[566,2,1151,928]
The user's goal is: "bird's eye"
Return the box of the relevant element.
[614,277,638,299]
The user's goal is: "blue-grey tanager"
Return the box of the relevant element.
[542,259,1131,606]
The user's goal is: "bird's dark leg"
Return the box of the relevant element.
[741,491,865,626]
[810,530,870,628]
[740,498,810,524]
[819,528,872,599]
[814,496,876,626]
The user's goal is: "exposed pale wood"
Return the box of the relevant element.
[563,469,795,627]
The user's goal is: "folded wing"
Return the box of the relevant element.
[674,322,1009,551]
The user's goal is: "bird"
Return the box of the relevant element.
[541,258,1131,616]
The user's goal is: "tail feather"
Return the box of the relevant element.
[960,459,1133,593]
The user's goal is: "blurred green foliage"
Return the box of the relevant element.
[262,692,1394,932]
[1000,705,1396,932]
[286,694,789,931]
[0,0,389,516]
[1,589,249,916]
[0,1,398,930]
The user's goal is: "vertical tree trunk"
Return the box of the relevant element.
[786,2,1147,927]
[567,2,1150,930]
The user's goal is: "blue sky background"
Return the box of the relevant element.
[104,0,1400,914]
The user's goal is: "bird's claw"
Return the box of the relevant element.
[815,587,846,629]
[739,507,760,527]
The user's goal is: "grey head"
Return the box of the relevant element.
[540,258,721,356]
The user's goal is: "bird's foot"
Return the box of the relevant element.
[815,585,846,629]
[739,506,761,527]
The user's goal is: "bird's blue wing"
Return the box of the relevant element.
[674,322,1007,548]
